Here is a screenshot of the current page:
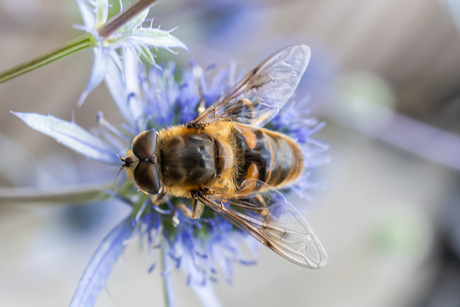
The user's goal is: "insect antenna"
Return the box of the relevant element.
[113,162,126,188]
[111,145,128,188]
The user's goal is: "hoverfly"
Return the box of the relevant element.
[122,45,328,268]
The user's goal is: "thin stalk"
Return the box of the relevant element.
[98,0,158,38]
[0,0,158,84]
[0,34,93,83]
[161,245,176,307]
[0,181,111,205]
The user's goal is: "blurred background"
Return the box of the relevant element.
[1,0,460,306]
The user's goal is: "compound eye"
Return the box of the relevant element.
[133,161,162,194]
[133,130,157,160]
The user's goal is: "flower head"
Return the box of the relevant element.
[12,47,327,306]
[75,0,188,106]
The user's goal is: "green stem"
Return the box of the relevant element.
[0,33,93,84]
[0,0,159,84]
[162,245,176,307]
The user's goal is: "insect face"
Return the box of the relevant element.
[124,130,163,194]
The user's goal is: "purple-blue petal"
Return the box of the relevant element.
[104,51,136,127]
[76,0,96,29]
[11,111,119,165]
[77,47,109,107]
[70,217,135,307]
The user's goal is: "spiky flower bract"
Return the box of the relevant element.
[12,49,327,306]
[75,0,188,106]
[0,0,188,87]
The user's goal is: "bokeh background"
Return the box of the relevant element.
[1,0,460,306]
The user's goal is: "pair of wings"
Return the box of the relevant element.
[188,45,328,268]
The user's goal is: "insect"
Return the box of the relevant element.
[122,45,328,268]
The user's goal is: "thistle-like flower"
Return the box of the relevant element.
[0,0,188,95]
[12,46,328,306]
[75,0,188,106]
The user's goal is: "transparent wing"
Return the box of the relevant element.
[192,45,311,127]
[198,179,328,268]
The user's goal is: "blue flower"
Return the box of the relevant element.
[12,48,327,306]
[75,0,188,106]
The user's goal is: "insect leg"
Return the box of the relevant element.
[172,199,205,226]
[150,193,165,206]
[223,98,254,116]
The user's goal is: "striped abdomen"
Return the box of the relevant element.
[234,123,304,191]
